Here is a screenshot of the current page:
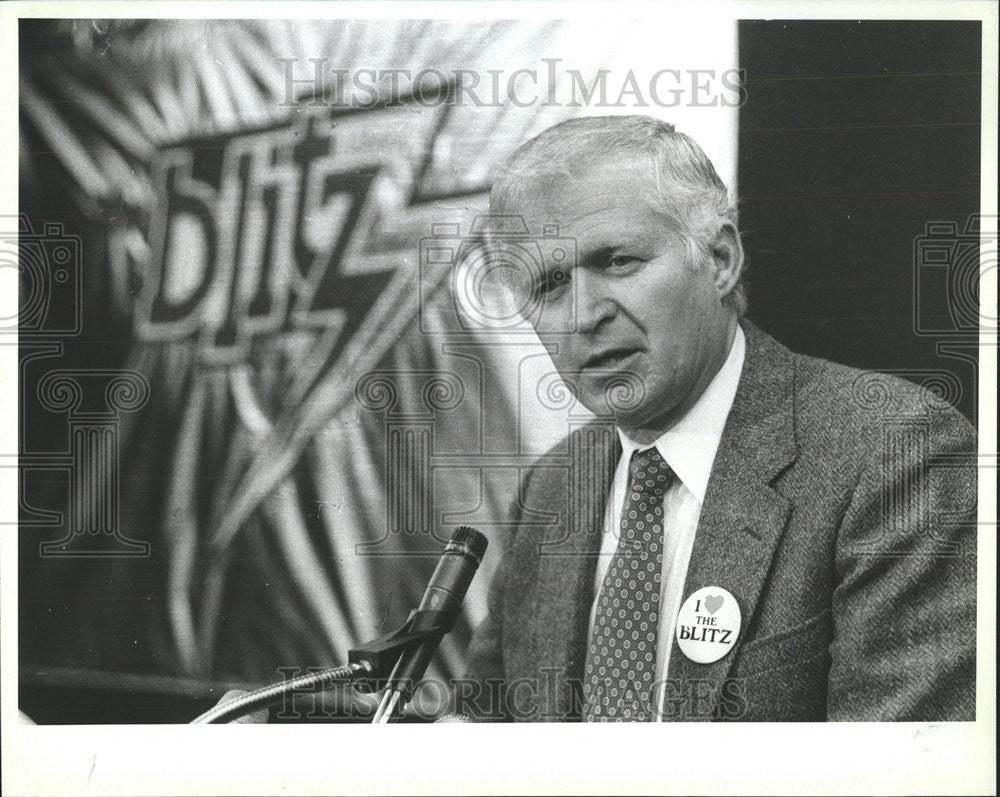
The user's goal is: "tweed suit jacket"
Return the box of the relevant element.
[457,321,977,722]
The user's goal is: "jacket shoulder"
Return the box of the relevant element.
[792,348,974,433]
[786,347,976,491]
[740,321,975,482]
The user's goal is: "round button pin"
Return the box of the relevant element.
[675,587,741,664]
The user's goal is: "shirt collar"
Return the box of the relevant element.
[617,325,746,504]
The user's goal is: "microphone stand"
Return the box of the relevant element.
[350,607,454,724]
[191,607,453,724]
[371,659,405,724]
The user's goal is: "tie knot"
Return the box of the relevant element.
[628,447,673,495]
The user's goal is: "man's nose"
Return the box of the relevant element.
[574,269,617,333]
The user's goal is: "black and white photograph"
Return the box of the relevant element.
[2,2,995,794]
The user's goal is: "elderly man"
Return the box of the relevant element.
[451,115,977,722]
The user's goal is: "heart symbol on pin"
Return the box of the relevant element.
[704,595,724,615]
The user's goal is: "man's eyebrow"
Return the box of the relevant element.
[537,245,614,277]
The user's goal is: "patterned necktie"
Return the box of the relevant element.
[584,447,674,721]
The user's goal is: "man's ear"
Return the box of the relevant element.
[709,223,745,300]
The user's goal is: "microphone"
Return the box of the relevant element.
[369,526,488,722]
[190,526,488,724]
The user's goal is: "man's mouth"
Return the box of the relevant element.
[581,348,641,371]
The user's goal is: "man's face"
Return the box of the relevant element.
[507,155,737,437]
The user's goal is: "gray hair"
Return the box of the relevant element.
[489,115,746,317]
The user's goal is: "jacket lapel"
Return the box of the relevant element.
[665,321,798,720]
[531,421,620,720]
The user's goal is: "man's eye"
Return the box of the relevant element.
[608,255,641,270]
[536,269,569,295]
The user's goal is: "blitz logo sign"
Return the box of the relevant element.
[136,94,468,360]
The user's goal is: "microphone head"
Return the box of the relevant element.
[450,526,488,562]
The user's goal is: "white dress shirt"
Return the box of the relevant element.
[587,326,746,720]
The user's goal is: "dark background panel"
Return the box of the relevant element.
[738,20,981,423]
